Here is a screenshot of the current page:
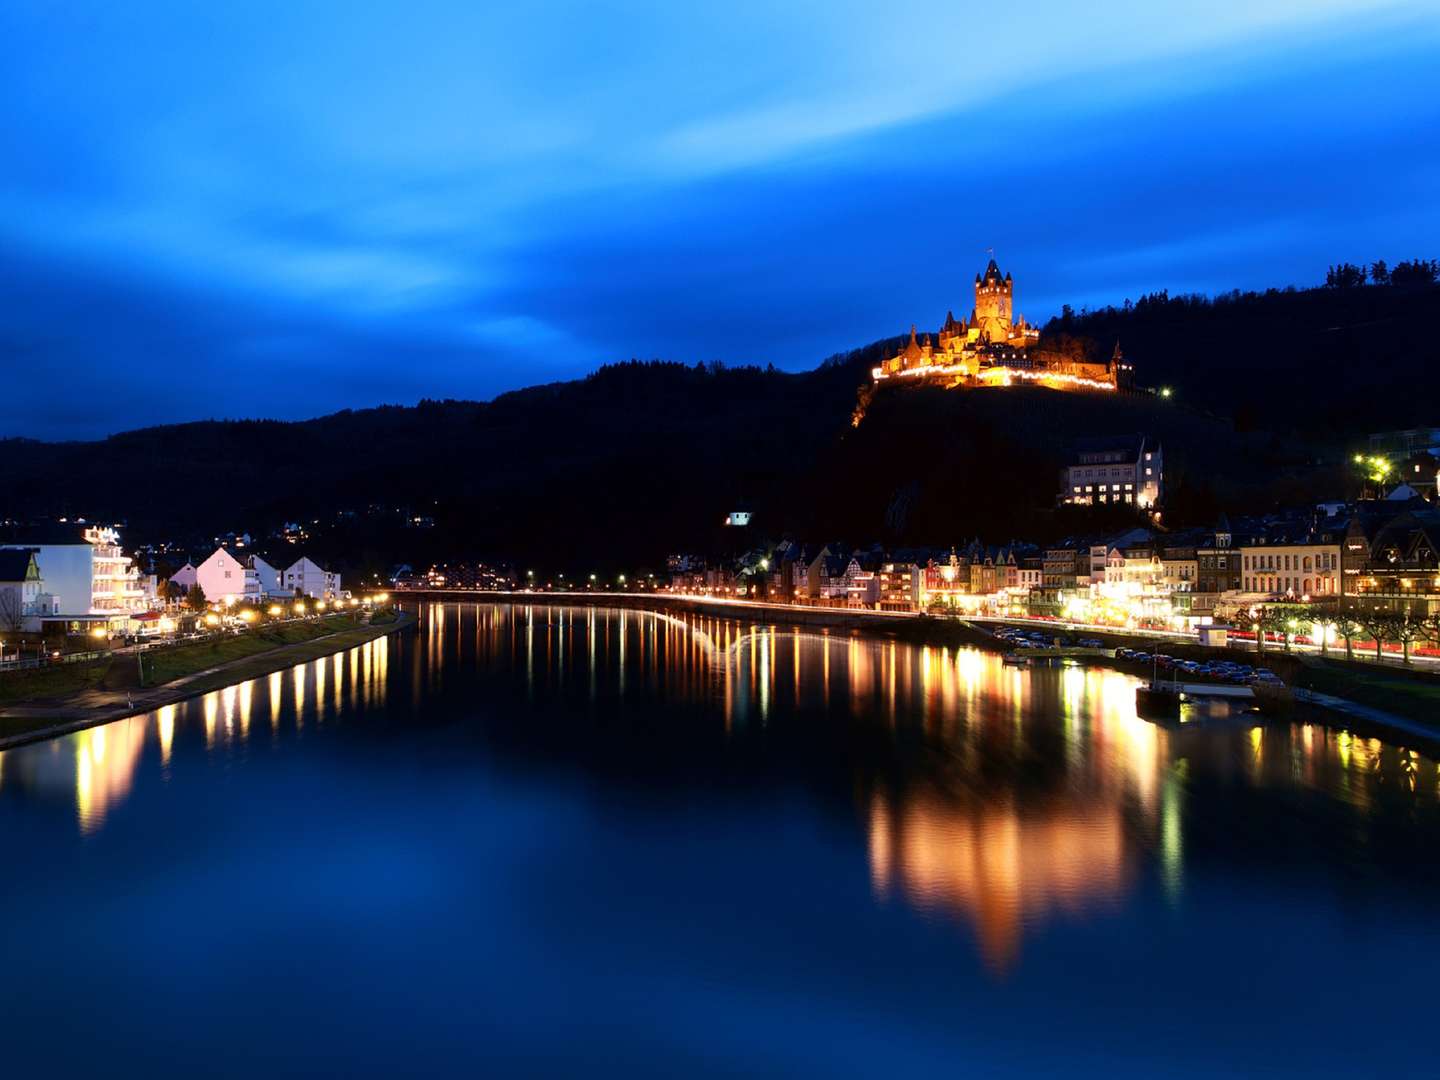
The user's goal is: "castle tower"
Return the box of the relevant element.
[973,259,1014,344]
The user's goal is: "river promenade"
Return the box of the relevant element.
[0,611,413,750]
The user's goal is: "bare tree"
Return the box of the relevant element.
[1337,607,1367,661]
[1394,612,1422,666]
[0,587,22,633]
[1360,609,1396,662]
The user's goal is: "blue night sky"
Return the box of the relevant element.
[2,1,1439,439]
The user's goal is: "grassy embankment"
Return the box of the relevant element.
[0,611,399,708]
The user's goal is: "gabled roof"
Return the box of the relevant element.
[1070,434,1156,460]
[0,549,39,583]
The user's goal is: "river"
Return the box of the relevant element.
[2,600,1438,1076]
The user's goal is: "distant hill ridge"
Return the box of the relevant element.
[1,270,1433,572]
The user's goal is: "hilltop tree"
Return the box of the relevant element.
[1325,262,1367,288]
[1391,259,1439,288]
[1370,260,1390,285]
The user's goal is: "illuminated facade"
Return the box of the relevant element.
[1060,435,1163,509]
[873,260,1122,391]
[0,524,151,623]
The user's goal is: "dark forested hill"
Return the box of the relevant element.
[1047,272,1440,434]
[8,269,1429,576]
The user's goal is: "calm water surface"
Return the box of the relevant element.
[3,601,1439,1076]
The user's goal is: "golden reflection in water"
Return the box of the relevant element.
[293,664,306,728]
[334,651,344,715]
[203,691,218,749]
[221,684,237,741]
[157,704,176,767]
[238,680,253,738]
[869,789,1128,974]
[73,716,146,834]
[269,671,283,733]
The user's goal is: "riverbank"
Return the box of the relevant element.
[0,610,412,749]
[401,590,1440,745]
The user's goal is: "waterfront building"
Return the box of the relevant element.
[0,524,151,626]
[922,550,970,608]
[283,556,343,600]
[196,548,288,605]
[1194,515,1243,608]
[877,563,923,612]
[1238,521,1344,599]
[1342,508,1440,616]
[169,562,199,591]
[0,550,58,632]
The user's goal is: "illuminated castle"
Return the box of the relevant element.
[873,259,1122,392]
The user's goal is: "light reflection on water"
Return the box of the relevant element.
[0,634,392,835]
[2,603,1439,974]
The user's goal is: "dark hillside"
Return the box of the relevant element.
[1050,277,1440,434]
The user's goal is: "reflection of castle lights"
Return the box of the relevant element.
[869,792,1128,974]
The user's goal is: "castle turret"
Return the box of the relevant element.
[973,258,1014,344]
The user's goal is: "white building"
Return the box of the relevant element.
[195,548,253,606]
[0,550,59,632]
[170,562,199,590]
[0,524,150,623]
[1059,435,1163,509]
[194,548,291,605]
[283,556,342,599]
